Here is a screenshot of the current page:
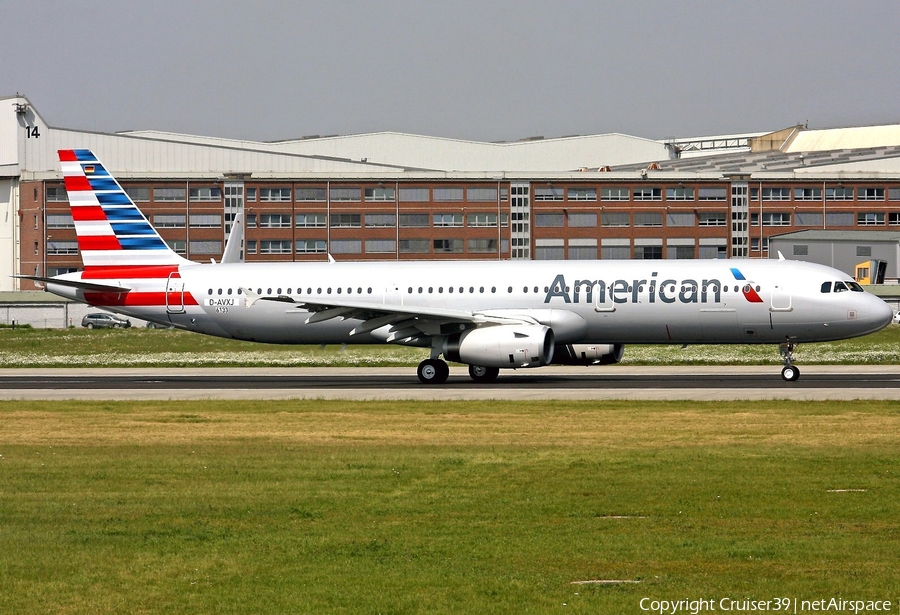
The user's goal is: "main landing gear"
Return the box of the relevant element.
[415,359,500,384]
[779,341,800,382]
[417,358,450,384]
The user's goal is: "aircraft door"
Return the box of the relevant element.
[770,285,792,312]
[384,283,403,306]
[166,272,186,314]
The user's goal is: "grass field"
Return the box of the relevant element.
[1,324,899,367]
[1,399,898,614]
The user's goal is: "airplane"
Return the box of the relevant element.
[19,149,895,384]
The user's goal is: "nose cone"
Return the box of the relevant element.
[864,294,895,334]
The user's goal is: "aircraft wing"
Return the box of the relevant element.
[241,289,544,343]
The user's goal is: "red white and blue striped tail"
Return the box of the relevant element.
[58,149,192,268]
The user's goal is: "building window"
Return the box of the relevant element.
[246,187,257,202]
[534,186,564,201]
[296,239,326,254]
[698,187,727,201]
[666,187,694,201]
[795,212,824,227]
[399,187,430,202]
[633,187,662,201]
[47,241,78,255]
[399,239,430,253]
[467,187,497,202]
[535,245,565,260]
[330,240,362,254]
[751,237,770,252]
[859,187,884,201]
[601,245,630,259]
[567,213,597,227]
[826,187,854,200]
[698,212,727,226]
[260,240,292,254]
[666,212,694,227]
[259,187,291,202]
[433,187,464,202]
[45,186,68,202]
[329,187,361,202]
[189,241,222,254]
[601,212,630,227]
[434,213,463,227]
[600,187,630,201]
[165,240,187,255]
[296,187,326,202]
[246,214,257,228]
[125,186,150,202]
[889,188,900,201]
[365,239,396,253]
[330,214,361,228]
[46,214,74,229]
[259,214,292,228]
[635,246,662,259]
[434,239,464,253]
[365,213,396,227]
[794,187,822,201]
[467,213,498,227]
[568,242,597,260]
[153,187,186,202]
[568,187,597,201]
[762,187,790,201]
[365,187,395,201]
[857,246,873,257]
[793,244,808,256]
[669,245,695,259]
[245,240,257,255]
[295,213,326,227]
[189,187,222,202]
[634,212,663,227]
[826,212,854,226]
[399,213,430,228]
[467,238,498,253]
[858,212,885,226]
[889,212,900,226]
[153,214,186,228]
[751,212,791,226]
[535,213,564,227]
[189,214,222,228]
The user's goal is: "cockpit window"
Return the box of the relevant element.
[847,281,865,292]
[833,281,848,292]
[820,282,831,293]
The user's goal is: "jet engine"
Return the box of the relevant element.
[552,343,625,366]
[443,325,555,368]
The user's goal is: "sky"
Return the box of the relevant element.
[3,0,900,143]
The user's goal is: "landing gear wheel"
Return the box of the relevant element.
[417,359,450,384]
[781,365,800,382]
[468,365,500,383]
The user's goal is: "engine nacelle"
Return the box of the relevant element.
[443,325,555,368]
[552,343,625,366]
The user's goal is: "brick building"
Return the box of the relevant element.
[4,94,900,291]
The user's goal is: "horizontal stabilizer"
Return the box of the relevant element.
[15,275,131,293]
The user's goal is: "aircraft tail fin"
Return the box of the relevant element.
[58,149,192,269]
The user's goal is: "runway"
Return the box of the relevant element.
[1,365,899,400]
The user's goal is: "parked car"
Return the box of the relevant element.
[893,311,900,325]
[82,313,132,329]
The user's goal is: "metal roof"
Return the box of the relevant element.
[769,230,900,243]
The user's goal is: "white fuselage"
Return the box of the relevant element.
[50,258,893,347]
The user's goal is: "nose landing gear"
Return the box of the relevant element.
[779,341,800,381]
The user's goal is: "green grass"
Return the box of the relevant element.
[1,325,899,367]
[1,400,898,613]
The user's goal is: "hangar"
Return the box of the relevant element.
[4,93,900,298]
